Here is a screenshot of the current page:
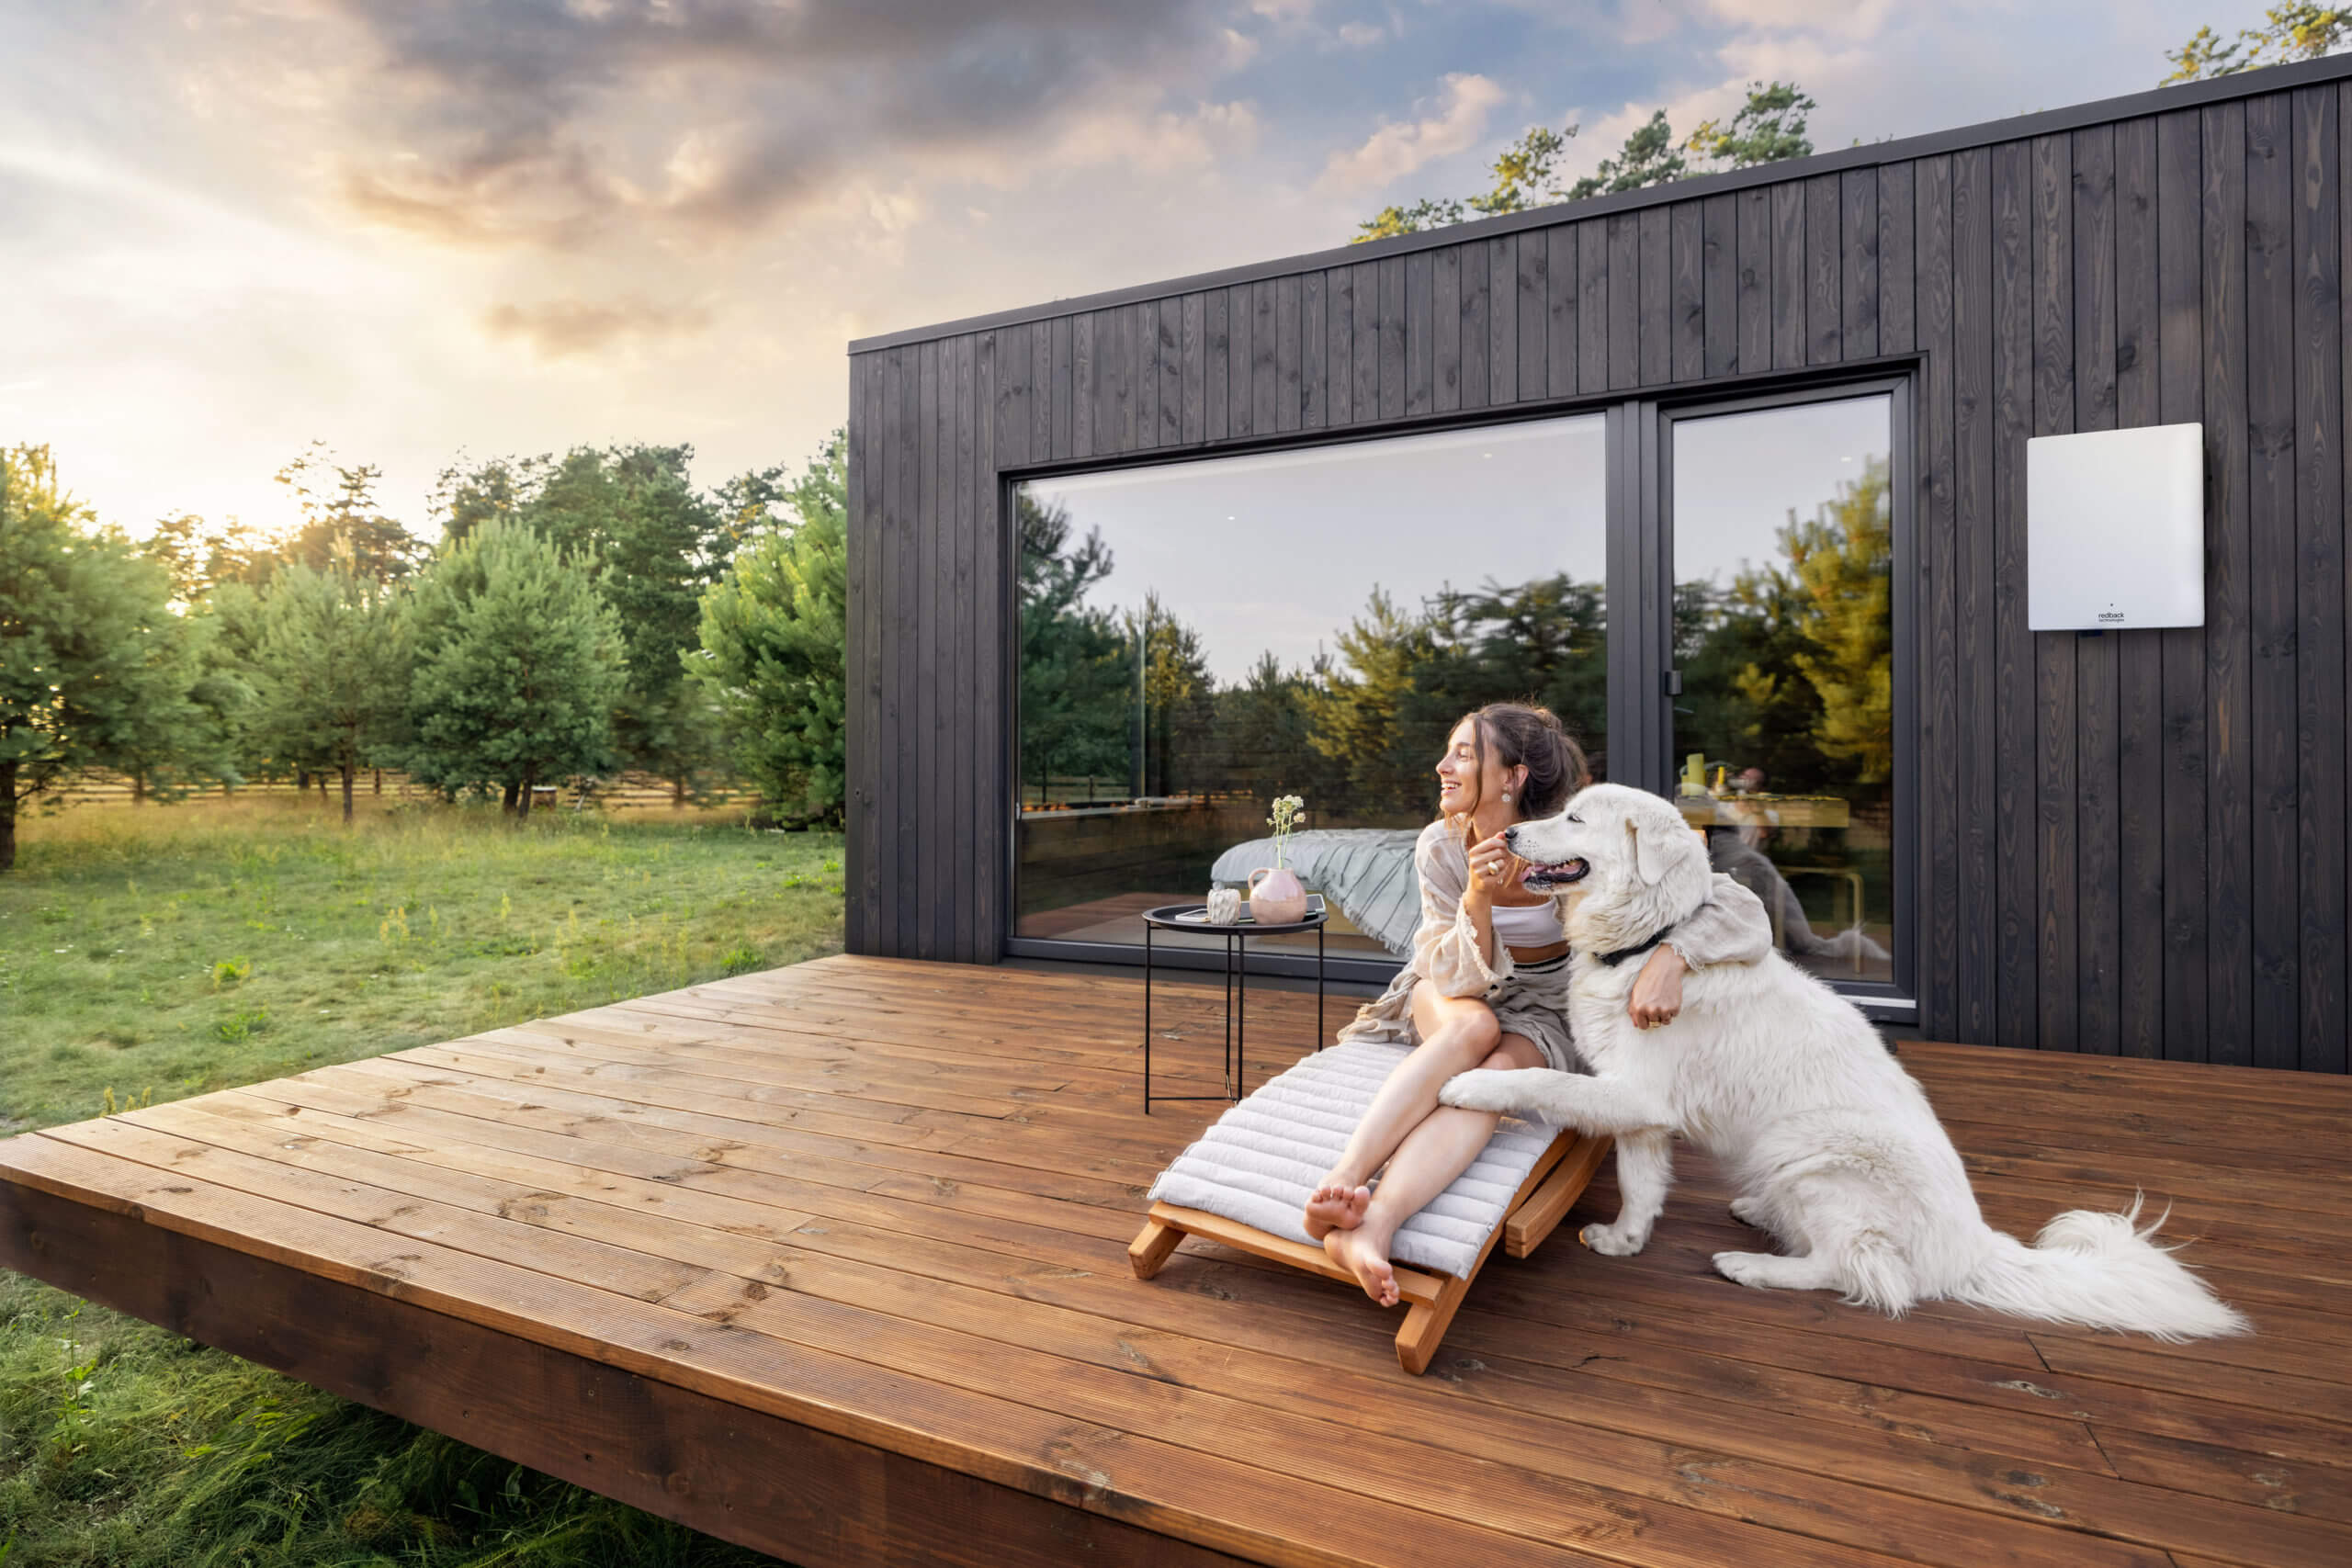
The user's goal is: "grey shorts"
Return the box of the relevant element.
[1344,950,1582,1075]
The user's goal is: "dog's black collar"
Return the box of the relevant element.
[1593,925,1679,968]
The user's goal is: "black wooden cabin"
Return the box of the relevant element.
[842,54,2352,1073]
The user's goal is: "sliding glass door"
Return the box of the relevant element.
[1664,388,1905,992]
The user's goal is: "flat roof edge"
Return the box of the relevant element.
[847,51,2352,356]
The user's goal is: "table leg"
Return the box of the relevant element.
[1143,920,1154,1113]
[1235,932,1248,1101]
[1317,922,1326,1050]
[1218,931,1233,1100]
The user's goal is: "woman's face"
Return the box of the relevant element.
[1435,717,1512,818]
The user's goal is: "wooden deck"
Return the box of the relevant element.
[2,955,2348,1568]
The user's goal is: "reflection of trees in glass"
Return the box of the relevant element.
[1018,495,1133,796]
[1676,455,1892,788]
[1304,588,1438,815]
[1021,452,1888,819]
[1221,652,1341,808]
[1130,593,1204,796]
[1315,575,1609,817]
[1019,491,1613,821]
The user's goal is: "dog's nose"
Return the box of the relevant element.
[1501,826,1518,848]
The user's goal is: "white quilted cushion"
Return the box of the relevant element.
[1145,1039,1560,1279]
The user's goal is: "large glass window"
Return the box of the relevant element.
[1670,394,1896,985]
[1015,416,1607,964]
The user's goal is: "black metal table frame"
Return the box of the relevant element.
[1140,900,1327,1112]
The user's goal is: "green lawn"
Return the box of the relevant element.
[1,798,842,1567]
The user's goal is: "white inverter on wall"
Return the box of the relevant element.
[2026,423,2206,630]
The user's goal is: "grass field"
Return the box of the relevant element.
[1,798,843,1567]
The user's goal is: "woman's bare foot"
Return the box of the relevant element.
[1322,1225,1400,1307]
[1302,1180,1371,1240]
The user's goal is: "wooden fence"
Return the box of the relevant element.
[40,769,756,814]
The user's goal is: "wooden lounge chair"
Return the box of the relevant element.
[1129,1125,1611,1375]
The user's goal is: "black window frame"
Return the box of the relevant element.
[996,363,1922,1021]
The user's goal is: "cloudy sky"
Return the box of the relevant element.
[0,0,2231,541]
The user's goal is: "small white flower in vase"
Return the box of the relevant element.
[1247,794,1309,924]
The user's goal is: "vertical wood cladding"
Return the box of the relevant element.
[847,83,2352,1070]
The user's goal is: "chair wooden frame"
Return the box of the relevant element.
[1127,1130,1612,1375]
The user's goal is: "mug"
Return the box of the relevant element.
[1204,886,1243,925]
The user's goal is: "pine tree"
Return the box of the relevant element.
[248,558,411,823]
[0,446,228,869]
[1560,110,1690,201]
[1354,126,1578,240]
[691,437,848,826]
[403,520,626,817]
[437,445,734,800]
[271,443,428,583]
[2165,6,2351,82]
[1356,81,1815,241]
[1680,83,1819,172]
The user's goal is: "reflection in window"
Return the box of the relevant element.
[1671,395,1896,984]
[1016,417,1608,961]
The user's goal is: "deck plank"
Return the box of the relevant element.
[0,1136,1551,1568]
[4,955,2346,1568]
[233,1081,2135,1485]
[92,1097,2278,1562]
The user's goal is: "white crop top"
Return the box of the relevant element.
[1487,898,1565,946]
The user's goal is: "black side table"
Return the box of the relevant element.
[1138,897,1329,1112]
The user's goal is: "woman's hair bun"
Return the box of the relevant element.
[1468,702,1589,819]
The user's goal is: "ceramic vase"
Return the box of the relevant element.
[1204,886,1243,925]
[1247,866,1308,925]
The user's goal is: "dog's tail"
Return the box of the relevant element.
[1950,1194,2249,1340]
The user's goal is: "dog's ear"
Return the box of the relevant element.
[1625,815,1677,886]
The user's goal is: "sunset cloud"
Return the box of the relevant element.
[481,296,715,359]
[1317,73,1510,194]
[0,0,2232,547]
[226,0,1253,250]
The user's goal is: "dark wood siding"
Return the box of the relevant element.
[847,69,2352,1070]
[2156,109,2208,1064]
[1951,149,1997,1045]
[1918,152,1958,1038]
[2297,86,2347,1075]
[2116,117,2162,1057]
[2204,99,2255,1065]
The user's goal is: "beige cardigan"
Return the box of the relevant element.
[1337,818,1773,1061]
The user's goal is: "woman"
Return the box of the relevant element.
[1304,702,1772,1306]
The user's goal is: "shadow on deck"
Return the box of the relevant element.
[2,955,2347,1568]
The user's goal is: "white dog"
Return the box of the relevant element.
[1437,783,2247,1340]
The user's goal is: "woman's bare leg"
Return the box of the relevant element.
[1304,986,1498,1240]
[1324,1034,1546,1304]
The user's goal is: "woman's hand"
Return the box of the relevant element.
[1464,832,1521,907]
[1628,943,1688,1029]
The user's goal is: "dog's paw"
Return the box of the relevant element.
[1579,1222,1649,1257]
[1436,1068,1520,1114]
[1729,1197,1768,1228]
[1712,1250,1779,1288]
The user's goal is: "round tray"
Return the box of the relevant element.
[1140,897,1329,936]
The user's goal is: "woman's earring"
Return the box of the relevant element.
[1501,790,1511,801]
